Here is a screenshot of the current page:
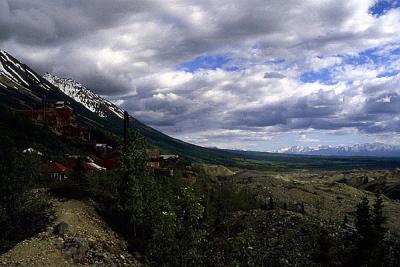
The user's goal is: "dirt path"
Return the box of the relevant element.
[0,198,140,266]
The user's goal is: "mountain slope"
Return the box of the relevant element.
[2,50,400,171]
[43,73,124,119]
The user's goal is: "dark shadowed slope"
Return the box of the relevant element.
[1,50,400,171]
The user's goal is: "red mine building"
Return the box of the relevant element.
[24,101,90,141]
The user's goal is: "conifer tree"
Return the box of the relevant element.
[268,196,274,210]
[354,197,374,265]
[300,202,305,214]
[372,194,386,242]
[371,194,387,265]
[314,228,335,265]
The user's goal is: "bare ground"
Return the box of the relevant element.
[0,197,140,267]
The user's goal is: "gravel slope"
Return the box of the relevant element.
[0,197,140,267]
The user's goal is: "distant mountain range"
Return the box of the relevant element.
[276,143,400,157]
[2,49,400,170]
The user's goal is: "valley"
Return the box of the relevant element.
[2,50,400,266]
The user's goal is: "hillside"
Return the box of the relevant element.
[2,50,400,171]
[0,194,139,267]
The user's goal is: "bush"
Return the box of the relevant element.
[0,145,50,253]
[86,130,208,266]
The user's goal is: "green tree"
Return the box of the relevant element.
[372,194,386,243]
[314,228,336,266]
[118,129,154,238]
[268,196,275,210]
[147,186,206,266]
[371,194,387,266]
[115,129,207,265]
[0,151,48,253]
[229,226,257,267]
[72,157,85,181]
[354,197,373,265]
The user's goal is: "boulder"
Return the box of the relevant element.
[53,222,68,236]
[62,237,89,263]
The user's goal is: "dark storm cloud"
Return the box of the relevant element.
[264,72,286,79]
[0,0,151,45]
[1,0,400,149]
[228,90,343,127]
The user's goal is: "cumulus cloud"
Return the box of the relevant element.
[1,0,400,150]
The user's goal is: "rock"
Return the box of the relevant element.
[53,222,69,236]
[62,237,89,263]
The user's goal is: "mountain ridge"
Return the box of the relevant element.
[2,50,400,170]
[277,142,400,157]
[43,73,124,119]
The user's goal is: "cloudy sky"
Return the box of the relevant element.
[1,0,400,151]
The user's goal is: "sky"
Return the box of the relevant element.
[1,0,400,151]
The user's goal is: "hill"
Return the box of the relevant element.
[2,50,400,171]
[0,193,140,267]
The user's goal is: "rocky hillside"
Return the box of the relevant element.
[3,50,400,171]
[0,196,140,267]
[43,73,124,119]
[229,170,400,232]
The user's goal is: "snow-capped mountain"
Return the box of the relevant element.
[277,143,400,157]
[0,50,52,93]
[0,50,124,120]
[43,73,124,119]
[277,145,317,154]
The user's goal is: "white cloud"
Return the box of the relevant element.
[1,0,400,150]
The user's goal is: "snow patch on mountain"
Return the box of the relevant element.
[0,53,5,73]
[0,50,49,91]
[43,73,124,119]
[276,143,400,157]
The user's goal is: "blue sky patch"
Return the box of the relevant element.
[392,47,400,55]
[377,70,400,78]
[300,68,337,85]
[342,47,385,66]
[369,0,400,16]
[178,55,231,72]
[266,58,285,64]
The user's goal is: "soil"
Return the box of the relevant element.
[0,197,140,267]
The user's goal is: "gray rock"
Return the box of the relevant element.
[62,237,89,263]
[53,222,68,236]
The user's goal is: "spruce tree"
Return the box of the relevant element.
[372,194,386,242]
[371,194,387,265]
[268,196,274,210]
[300,202,305,214]
[354,197,374,265]
[314,228,335,265]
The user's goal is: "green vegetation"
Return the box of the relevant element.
[3,103,400,265]
[0,140,51,253]
[62,130,208,266]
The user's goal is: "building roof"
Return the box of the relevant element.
[22,147,43,156]
[85,162,106,171]
[160,154,179,160]
[48,161,68,173]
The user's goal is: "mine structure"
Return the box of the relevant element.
[23,101,90,141]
